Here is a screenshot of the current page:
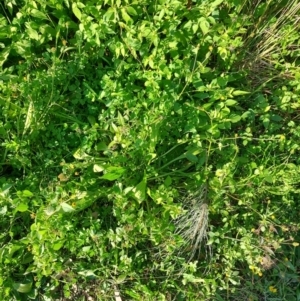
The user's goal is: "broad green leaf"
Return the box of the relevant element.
[229,114,241,123]
[241,110,253,120]
[72,3,82,21]
[21,253,33,264]
[225,99,237,106]
[73,148,92,160]
[117,111,125,126]
[53,241,64,250]
[77,2,85,8]
[93,164,105,172]
[22,190,33,197]
[16,203,28,212]
[0,26,9,39]
[124,186,133,194]
[26,27,39,40]
[264,174,274,184]
[263,117,270,128]
[158,9,165,20]
[270,114,282,122]
[229,278,238,285]
[116,274,127,284]
[111,122,118,133]
[61,202,75,212]
[101,167,125,181]
[164,176,172,187]
[192,23,198,34]
[121,8,132,24]
[95,142,108,151]
[0,205,7,215]
[64,0,70,8]
[30,9,47,20]
[186,152,198,163]
[218,47,227,60]
[0,183,13,197]
[44,206,56,216]
[82,246,91,252]
[103,7,115,21]
[87,115,96,125]
[199,18,209,35]
[133,177,147,203]
[211,0,224,8]
[13,282,32,293]
[126,6,137,16]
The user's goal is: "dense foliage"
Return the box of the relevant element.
[0,0,300,300]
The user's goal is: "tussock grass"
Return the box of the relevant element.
[238,0,300,88]
[174,184,210,261]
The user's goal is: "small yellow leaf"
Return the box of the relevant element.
[58,173,68,182]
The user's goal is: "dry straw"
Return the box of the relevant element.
[174,184,209,261]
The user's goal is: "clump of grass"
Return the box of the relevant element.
[238,0,300,88]
[174,184,209,261]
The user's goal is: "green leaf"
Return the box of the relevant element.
[103,7,115,21]
[225,99,237,106]
[61,202,75,213]
[229,114,241,123]
[126,6,137,16]
[53,241,64,250]
[121,8,132,24]
[78,270,97,277]
[133,177,147,203]
[0,47,10,67]
[23,101,34,135]
[87,115,96,126]
[0,184,13,197]
[26,26,39,40]
[95,141,108,151]
[0,205,7,215]
[72,3,82,21]
[192,23,198,34]
[164,176,172,187]
[218,47,227,60]
[116,274,127,284]
[211,0,224,8]
[13,282,32,293]
[117,111,125,126]
[199,18,209,35]
[0,26,9,39]
[30,9,48,20]
[263,117,270,128]
[232,90,250,96]
[101,166,125,181]
[93,164,105,172]
[16,203,28,212]
[82,246,91,252]
[186,152,198,163]
[22,190,33,197]
[73,148,92,160]
[64,0,70,8]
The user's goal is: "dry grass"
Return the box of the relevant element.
[174,184,210,261]
[237,0,300,88]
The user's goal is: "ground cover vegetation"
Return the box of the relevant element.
[0,0,300,300]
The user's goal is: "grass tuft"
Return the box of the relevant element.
[174,184,210,261]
